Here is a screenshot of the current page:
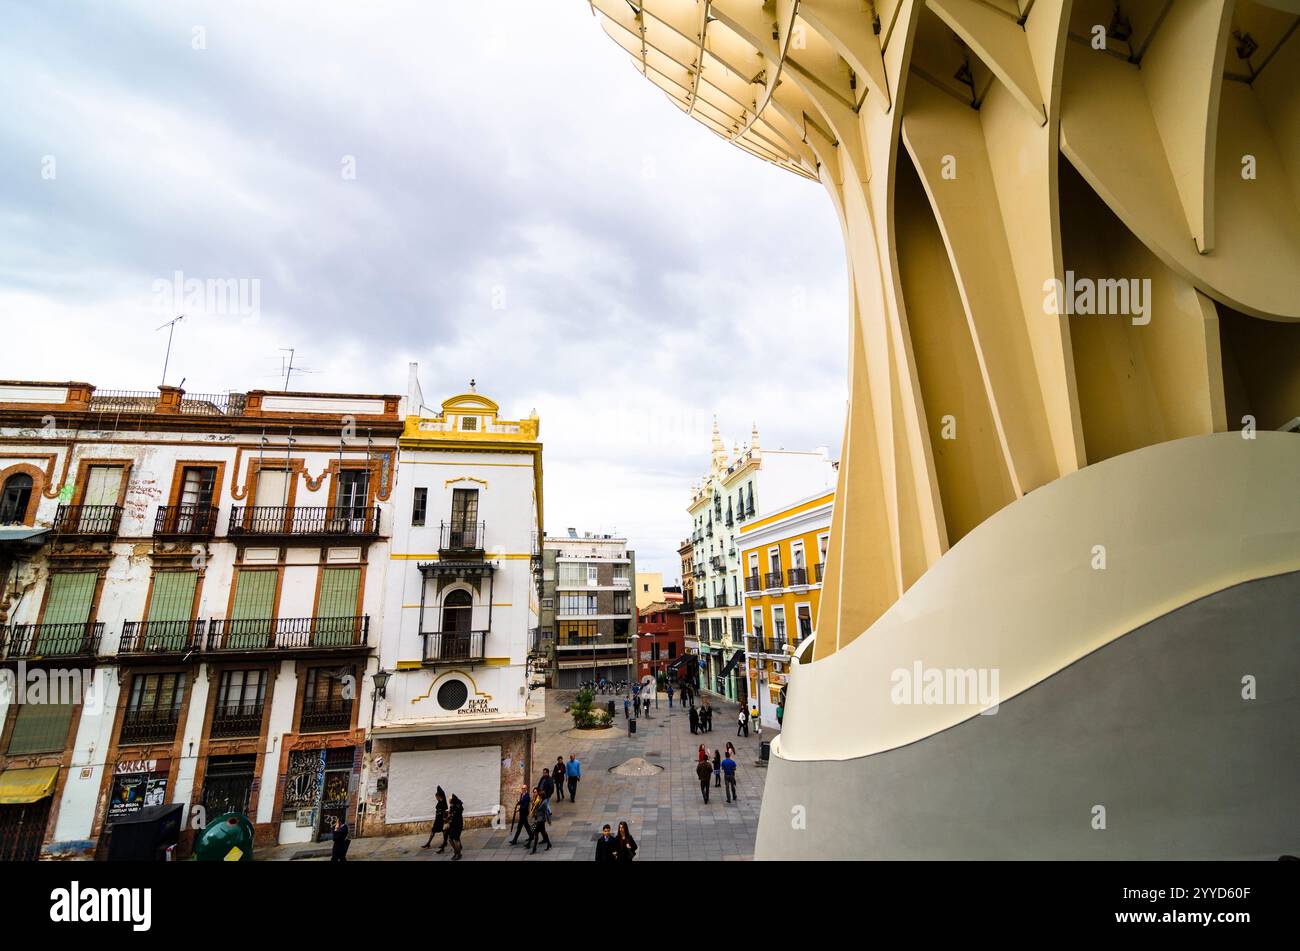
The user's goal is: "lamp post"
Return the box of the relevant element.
[360,667,390,838]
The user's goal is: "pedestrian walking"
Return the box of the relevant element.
[696,756,713,803]
[697,743,708,762]
[643,696,650,717]
[688,705,699,734]
[566,754,581,801]
[447,793,465,859]
[776,700,784,726]
[509,784,532,846]
[330,815,350,861]
[624,695,631,719]
[539,767,555,802]
[528,788,552,853]
[553,756,567,801]
[615,820,638,862]
[713,749,722,788]
[703,701,713,732]
[722,752,738,803]
[737,707,749,737]
[725,741,736,759]
[421,786,448,850]
[595,823,617,862]
[667,683,674,707]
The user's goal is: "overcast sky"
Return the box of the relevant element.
[0,0,847,577]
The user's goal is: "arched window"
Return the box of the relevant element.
[442,589,472,633]
[0,473,33,525]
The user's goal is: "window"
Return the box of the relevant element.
[818,532,830,565]
[769,547,783,576]
[559,592,596,615]
[541,598,553,609]
[83,465,124,506]
[772,606,787,640]
[559,620,597,642]
[450,488,479,533]
[797,604,813,641]
[587,564,599,586]
[42,571,96,626]
[751,607,764,639]
[748,552,758,576]
[557,562,588,587]
[642,583,649,592]
[461,416,477,431]
[179,466,216,507]
[7,702,75,754]
[0,473,33,524]
[217,669,266,714]
[791,541,806,569]
[613,591,630,615]
[442,589,473,632]
[412,487,427,526]
[121,673,185,744]
[731,617,744,639]
[668,642,676,659]
[301,667,354,732]
[613,564,629,584]
[303,667,351,704]
[335,469,369,517]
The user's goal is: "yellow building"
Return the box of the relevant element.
[738,491,833,729]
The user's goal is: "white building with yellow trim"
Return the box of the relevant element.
[688,420,836,702]
[364,369,543,835]
[738,491,833,730]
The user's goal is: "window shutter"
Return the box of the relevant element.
[315,567,361,646]
[43,572,96,625]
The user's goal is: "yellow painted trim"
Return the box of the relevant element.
[483,657,511,666]
[396,660,422,670]
[444,476,489,488]
[741,492,835,533]
[400,460,532,468]
[389,553,532,560]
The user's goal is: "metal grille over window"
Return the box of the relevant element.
[437,679,468,711]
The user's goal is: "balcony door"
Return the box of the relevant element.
[145,570,199,650]
[176,466,216,533]
[449,488,478,548]
[0,473,33,525]
[332,469,369,532]
[443,589,472,633]
[252,468,290,532]
[39,571,96,655]
[228,570,277,648]
[81,465,123,532]
[314,567,360,646]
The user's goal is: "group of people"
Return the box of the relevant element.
[419,787,466,860]
[687,701,714,734]
[623,692,652,718]
[594,821,638,862]
[508,754,582,854]
[695,743,739,804]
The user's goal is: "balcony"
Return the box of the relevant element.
[705,523,713,537]
[2,621,104,659]
[710,556,724,571]
[787,567,809,587]
[815,562,825,582]
[210,703,265,739]
[119,708,181,745]
[154,504,220,539]
[119,620,206,656]
[725,512,734,527]
[205,616,368,652]
[227,506,381,540]
[556,633,632,647]
[52,504,122,539]
[438,520,485,555]
[744,573,761,593]
[300,698,353,733]
[422,631,486,665]
[763,571,784,590]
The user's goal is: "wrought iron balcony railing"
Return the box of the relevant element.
[2,621,104,659]
[228,506,380,538]
[119,619,206,655]
[556,633,632,647]
[422,630,486,665]
[119,707,182,745]
[300,698,353,733]
[705,523,714,536]
[439,520,485,553]
[154,504,220,538]
[210,703,265,738]
[205,616,368,651]
[787,567,809,587]
[725,512,734,526]
[52,504,123,538]
[744,573,761,593]
[764,571,784,590]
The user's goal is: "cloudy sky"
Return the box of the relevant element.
[0,0,847,577]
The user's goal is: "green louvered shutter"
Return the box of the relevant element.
[315,568,360,646]
[41,572,96,655]
[146,571,198,649]
[228,570,277,648]
[7,702,76,754]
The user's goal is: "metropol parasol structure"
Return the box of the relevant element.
[583,0,1300,858]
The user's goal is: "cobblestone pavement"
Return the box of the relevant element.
[264,689,777,861]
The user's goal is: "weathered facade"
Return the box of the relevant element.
[0,380,401,857]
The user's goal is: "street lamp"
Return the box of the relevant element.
[360,667,391,839]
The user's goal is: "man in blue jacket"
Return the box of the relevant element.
[565,754,582,802]
[721,753,738,803]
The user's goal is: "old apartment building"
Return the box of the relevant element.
[541,531,636,689]
[0,380,401,858]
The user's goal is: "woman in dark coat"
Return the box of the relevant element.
[712,749,722,788]
[615,820,638,862]
[688,705,699,734]
[446,793,465,860]
[422,786,448,851]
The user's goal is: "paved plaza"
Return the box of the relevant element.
[264,689,777,861]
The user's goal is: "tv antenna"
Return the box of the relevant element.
[157,315,184,386]
[274,348,316,391]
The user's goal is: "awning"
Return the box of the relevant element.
[0,526,50,547]
[0,766,59,804]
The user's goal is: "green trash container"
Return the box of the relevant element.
[193,812,255,861]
